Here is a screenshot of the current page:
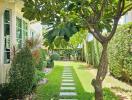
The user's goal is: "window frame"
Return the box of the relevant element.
[16,17,28,49]
[3,9,11,64]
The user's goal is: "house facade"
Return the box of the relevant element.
[119,10,132,24]
[0,0,37,83]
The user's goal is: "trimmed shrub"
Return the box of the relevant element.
[47,59,54,68]
[50,53,60,60]
[0,83,11,100]
[9,46,35,99]
[46,53,60,68]
[33,70,45,86]
[109,22,132,84]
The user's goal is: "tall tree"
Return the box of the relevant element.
[22,0,132,100]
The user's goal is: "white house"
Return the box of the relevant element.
[119,10,132,24]
[0,0,39,83]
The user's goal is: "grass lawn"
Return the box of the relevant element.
[35,62,64,100]
[35,61,119,100]
[66,61,132,99]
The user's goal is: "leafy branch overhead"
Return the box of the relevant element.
[22,0,132,45]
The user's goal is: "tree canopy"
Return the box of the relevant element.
[22,0,132,44]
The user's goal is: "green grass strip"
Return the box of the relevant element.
[35,64,63,100]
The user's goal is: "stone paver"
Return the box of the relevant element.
[62,83,75,86]
[63,74,72,75]
[62,77,73,79]
[61,87,76,90]
[62,79,74,82]
[62,75,72,77]
[63,71,72,73]
[60,92,77,96]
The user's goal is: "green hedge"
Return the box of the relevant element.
[109,22,132,84]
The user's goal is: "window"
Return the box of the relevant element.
[23,21,28,41]
[16,18,28,48]
[4,10,10,64]
[31,31,35,38]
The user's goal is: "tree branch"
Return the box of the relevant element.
[87,25,103,43]
[106,0,124,41]
[121,3,132,16]
[93,25,106,41]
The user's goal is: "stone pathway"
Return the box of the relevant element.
[59,66,78,100]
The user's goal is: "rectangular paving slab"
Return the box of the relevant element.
[62,83,75,86]
[63,72,72,73]
[63,73,72,75]
[62,77,73,79]
[62,80,74,82]
[62,75,72,77]
[61,86,76,90]
[59,92,77,96]
[63,70,72,72]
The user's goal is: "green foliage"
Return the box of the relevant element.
[46,53,60,68]
[9,46,35,99]
[35,49,47,70]
[40,48,47,60]
[103,88,119,100]
[69,29,87,48]
[43,21,80,49]
[109,22,132,84]
[83,38,100,67]
[33,70,45,86]
[22,0,132,45]
[47,59,54,68]
[0,83,11,100]
[50,53,60,61]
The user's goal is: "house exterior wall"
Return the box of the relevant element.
[0,1,31,83]
[119,10,132,24]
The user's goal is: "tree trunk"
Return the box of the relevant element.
[92,42,108,100]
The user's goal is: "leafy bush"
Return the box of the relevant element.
[46,53,60,68]
[47,59,54,68]
[103,88,119,100]
[9,46,35,99]
[50,53,60,60]
[34,49,47,70]
[87,88,119,100]
[0,83,11,100]
[109,22,132,84]
[33,70,45,86]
